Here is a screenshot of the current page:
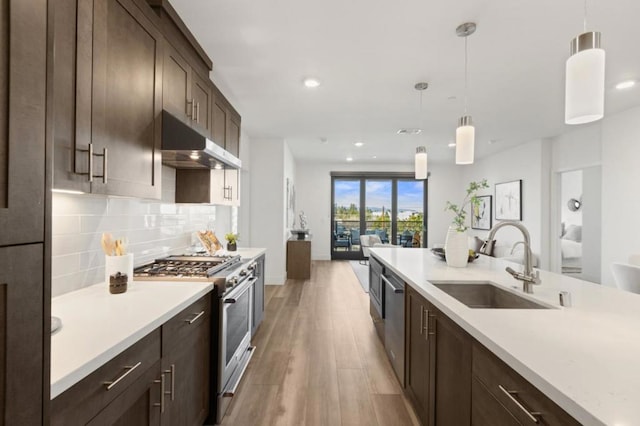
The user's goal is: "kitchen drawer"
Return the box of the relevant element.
[162,295,211,353]
[472,343,579,426]
[52,329,161,426]
[472,376,521,426]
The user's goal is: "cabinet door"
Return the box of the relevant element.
[471,377,520,426]
[162,44,192,124]
[0,0,46,246]
[433,306,472,426]
[212,91,227,149]
[252,255,265,335]
[191,71,212,138]
[162,299,211,426]
[87,359,162,426]
[405,287,432,426]
[0,244,44,424]
[226,114,240,157]
[226,168,241,207]
[84,0,163,199]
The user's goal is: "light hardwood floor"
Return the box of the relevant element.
[221,260,419,426]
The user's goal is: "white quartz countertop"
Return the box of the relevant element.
[370,247,640,426]
[50,280,213,399]
[235,247,266,261]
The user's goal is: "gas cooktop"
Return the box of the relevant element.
[133,254,242,279]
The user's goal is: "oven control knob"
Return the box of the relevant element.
[227,277,238,288]
[239,270,248,277]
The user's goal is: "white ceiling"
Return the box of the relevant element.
[171,0,640,165]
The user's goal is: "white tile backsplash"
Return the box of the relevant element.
[52,166,234,296]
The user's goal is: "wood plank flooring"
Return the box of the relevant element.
[221,260,419,426]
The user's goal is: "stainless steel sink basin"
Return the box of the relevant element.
[430,281,551,309]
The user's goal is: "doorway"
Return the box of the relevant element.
[330,173,427,260]
[555,166,602,283]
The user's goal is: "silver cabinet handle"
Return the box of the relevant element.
[196,102,200,123]
[104,361,142,390]
[424,308,429,341]
[186,310,205,324]
[99,147,107,184]
[153,373,166,413]
[88,143,94,182]
[428,313,436,336]
[419,305,424,335]
[498,384,541,423]
[381,275,403,293]
[163,364,175,401]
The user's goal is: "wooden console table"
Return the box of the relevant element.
[287,237,311,280]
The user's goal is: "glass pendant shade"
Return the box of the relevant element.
[415,146,427,179]
[455,116,475,165]
[565,32,605,125]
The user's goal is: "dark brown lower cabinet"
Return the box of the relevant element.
[0,244,45,425]
[405,286,433,425]
[87,359,162,426]
[52,295,212,425]
[161,296,211,426]
[404,283,579,426]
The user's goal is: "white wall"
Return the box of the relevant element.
[461,140,548,267]
[581,166,602,283]
[601,106,640,286]
[238,130,252,245]
[51,166,233,296]
[294,161,460,260]
[248,138,290,284]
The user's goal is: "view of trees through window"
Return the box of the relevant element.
[332,176,426,259]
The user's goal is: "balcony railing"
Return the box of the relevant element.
[333,219,424,249]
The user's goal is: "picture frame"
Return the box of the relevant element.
[495,180,522,221]
[471,195,492,230]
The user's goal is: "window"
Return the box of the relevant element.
[331,173,427,260]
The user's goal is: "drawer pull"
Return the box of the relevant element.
[428,313,436,336]
[104,361,142,390]
[498,384,541,423]
[153,373,166,413]
[186,310,205,324]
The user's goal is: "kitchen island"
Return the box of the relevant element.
[370,247,640,426]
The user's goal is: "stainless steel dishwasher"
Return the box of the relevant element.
[382,271,404,386]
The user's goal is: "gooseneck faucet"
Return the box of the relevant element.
[487,221,541,293]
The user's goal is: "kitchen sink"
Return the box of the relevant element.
[430,281,552,309]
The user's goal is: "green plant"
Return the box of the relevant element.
[225,233,238,244]
[445,179,489,232]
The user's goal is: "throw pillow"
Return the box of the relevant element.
[480,239,496,256]
[562,225,582,242]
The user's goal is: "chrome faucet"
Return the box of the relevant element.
[487,221,541,293]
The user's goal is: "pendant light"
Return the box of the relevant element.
[565,0,605,125]
[456,22,476,165]
[414,82,429,179]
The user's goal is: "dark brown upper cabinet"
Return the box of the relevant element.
[0,0,47,247]
[52,0,163,200]
[227,111,241,158]
[162,43,212,139]
[212,87,228,150]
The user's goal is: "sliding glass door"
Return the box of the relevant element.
[331,173,427,260]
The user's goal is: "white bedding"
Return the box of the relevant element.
[561,239,582,259]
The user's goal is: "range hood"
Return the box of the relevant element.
[161,110,241,170]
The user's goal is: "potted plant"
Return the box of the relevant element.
[444,179,489,267]
[225,233,238,252]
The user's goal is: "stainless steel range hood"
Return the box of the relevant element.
[161,110,241,169]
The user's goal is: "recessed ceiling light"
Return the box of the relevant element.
[190,152,201,160]
[346,157,353,162]
[214,163,223,170]
[616,80,636,90]
[372,155,377,159]
[397,128,422,135]
[354,142,364,147]
[448,142,456,148]
[320,137,328,144]
[303,78,321,88]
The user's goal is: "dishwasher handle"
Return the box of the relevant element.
[381,275,404,293]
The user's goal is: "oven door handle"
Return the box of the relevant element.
[224,298,236,304]
[223,276,258,300]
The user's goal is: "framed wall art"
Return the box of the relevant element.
[471,195,492,230]
[495,180,522,221]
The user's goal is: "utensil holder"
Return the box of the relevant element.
[105,254,133,294]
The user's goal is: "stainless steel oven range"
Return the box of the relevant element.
[134,254,258,424]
